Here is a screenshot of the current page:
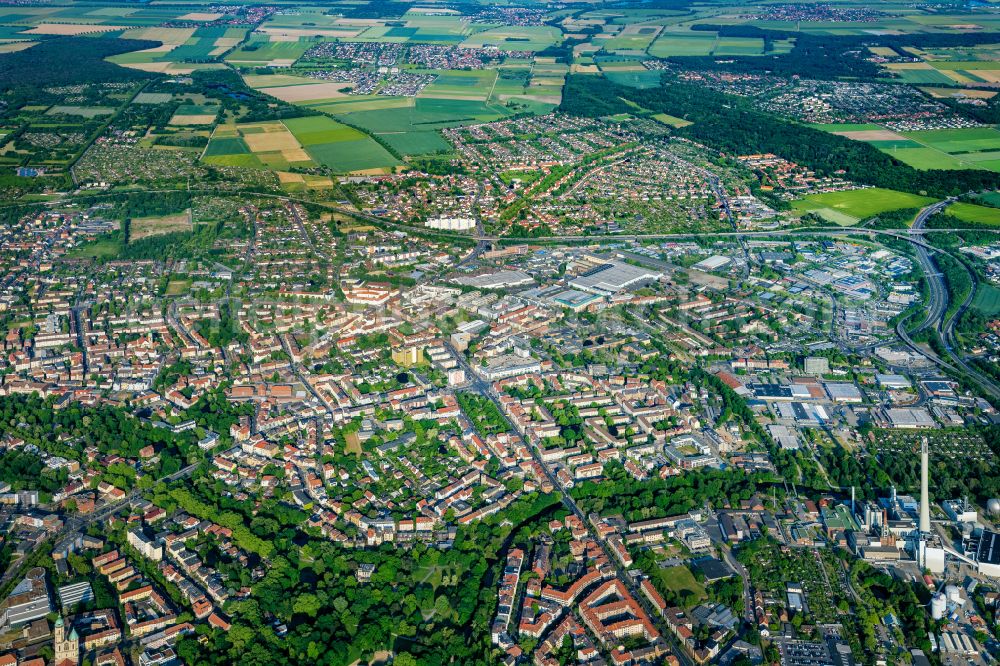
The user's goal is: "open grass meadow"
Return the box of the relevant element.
[944,202,1000,227]
[792,188,935,225]
[130,210,192,241]
[814,124,1000,172]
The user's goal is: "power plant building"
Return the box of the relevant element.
[974,530,1000,578]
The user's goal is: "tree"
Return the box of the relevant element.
[292,593,321,618]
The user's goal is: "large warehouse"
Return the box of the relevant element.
[569,261,662,295]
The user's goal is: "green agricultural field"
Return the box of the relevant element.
[332,97,513,155]
[259,9,343,30]
[944,202,1000,227]
[460,25,561,51]
[602,25,662,52]
[308,96,412,115]
[420,69,497,101]
[881,146,970,170]
[648,33,716,57]
[792,188,936,225]
[892,68,954,85]
[814,123,1000,172]
[340,97,511,134]
[283,115,362,145]
[604,70,661,88]
[714,37,765,55]
[808,123,884,133]
[930,60,1000,71]
[902,127,1000,155]
[973,284,1000,316]
[46,105,114,118]
[378,131,451,156]
[202,135,261,168]
[226,36,310,66]
[282,115,399,172]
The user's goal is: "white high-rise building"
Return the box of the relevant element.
[920,437,931,534]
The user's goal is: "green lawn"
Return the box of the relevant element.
[792,188,936,225]
[808,123,883,132]
[66,237,120,259]
[652,565,706,607]
[653,112,692,128]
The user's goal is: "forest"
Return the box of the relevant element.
[678,25,1000,81]
[560,75,1000,197]
[169,489,562,666]
[0,36,158,90]
[571,462,767,520]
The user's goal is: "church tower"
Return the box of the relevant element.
[53,615,79,666]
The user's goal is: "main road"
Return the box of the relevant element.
[909,198,954,335]
[898,200,1000,401]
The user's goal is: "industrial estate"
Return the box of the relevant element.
[4,0,1000,665]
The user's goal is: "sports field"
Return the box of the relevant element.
[653,113,692,128]
[972,284,1000,316]
[792,188,936,225]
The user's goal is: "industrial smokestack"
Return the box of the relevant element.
[920,437,931,534]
